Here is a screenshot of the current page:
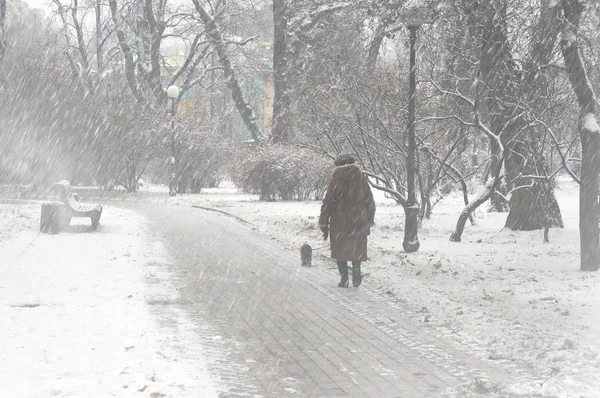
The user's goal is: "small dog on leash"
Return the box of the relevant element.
[300,242,312,267]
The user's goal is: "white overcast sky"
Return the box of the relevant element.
[23,0,51,11]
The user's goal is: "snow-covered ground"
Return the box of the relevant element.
[0,203,218,398]
[128,179,600,397]
[2,177,599,397]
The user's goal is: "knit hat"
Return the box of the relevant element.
[334,153,356,166]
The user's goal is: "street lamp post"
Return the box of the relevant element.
[399,6,435,253]
[167,85,179,196]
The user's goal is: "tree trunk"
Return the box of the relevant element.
[504,0,563,229]
[488,137,508,212]
[425,197,432,219]
[71,0,90,78]
[459,178,476,226]
[561,0,600,271]
[126,172,136,192]
[366,23,386,71]
[0,0,5,64]
[579,131,600,270]
[210,50,217,120]
[192,0,266,144]
[145,0,166,100]
[191,176,202,194]
[505,144,563,230]
[505,183,563,230]
[108,0,140,101]
[272,0,292,143]
[451,176,501,242]
[95,0,103,76]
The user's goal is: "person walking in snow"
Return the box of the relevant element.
[319,154,376,287]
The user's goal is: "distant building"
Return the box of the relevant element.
[161,42,274,142]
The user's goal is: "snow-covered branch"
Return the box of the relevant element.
[530,117,580,184]
[167,34,207,89]
[224,35,257,46]
[363,171,408,207]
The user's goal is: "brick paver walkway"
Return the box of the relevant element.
[135,204,537,397]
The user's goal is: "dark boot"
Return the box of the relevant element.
[352,261,362,287]
[337,260,349,287]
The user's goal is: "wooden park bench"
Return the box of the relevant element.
[40,180,103,233]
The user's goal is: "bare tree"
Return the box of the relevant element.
[271,0,351,144]
[191,0,267,144]
[133,0,169,99]
[422,79,509,241]
[53,0,97,93]
[108,0,141,100]
[457,0,564,230]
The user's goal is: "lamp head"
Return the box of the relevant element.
[167,85,180,99]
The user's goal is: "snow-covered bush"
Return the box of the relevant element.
[173,125,234,194]
[231,145,332,201]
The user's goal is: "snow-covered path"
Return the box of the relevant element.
[87,180,600,397]
[2,190,599,397]
[0,203,218,398]
[123,201,551,397]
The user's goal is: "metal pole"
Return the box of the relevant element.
[403,25,420,253]
[170,98,176,196]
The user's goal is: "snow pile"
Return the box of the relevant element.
[444,378,577,397]
[0,204,218,397]
[581,113,600,134]
[0,202,38,243]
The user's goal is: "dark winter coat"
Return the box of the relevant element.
[319,164,376,261]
